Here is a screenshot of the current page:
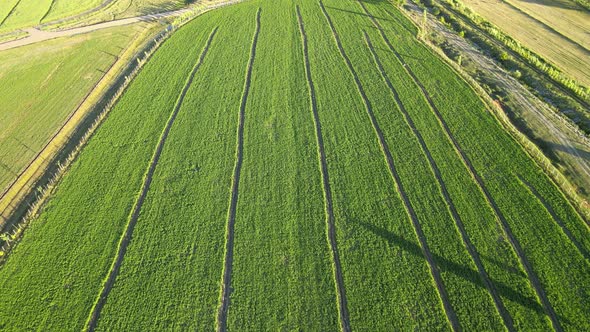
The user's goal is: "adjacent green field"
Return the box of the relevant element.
[44,0,187,30]
[0,0,53,32]
[0,0,588,330]
[460,0,590,86]
[0,26,137,196]
[42,0,104,23]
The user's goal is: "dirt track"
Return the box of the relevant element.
[0,8,190,52]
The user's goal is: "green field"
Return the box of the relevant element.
[0,0,53,31]
[0,26,137,197]
[0,0,588,330]
[0,0,183,32]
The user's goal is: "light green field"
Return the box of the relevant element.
[0,26,137,196]
[0,0,20,25]
[0,0,52,31]
[43,0,104,23]
[0,0,588,330]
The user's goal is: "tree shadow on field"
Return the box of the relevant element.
[352,218,572,325]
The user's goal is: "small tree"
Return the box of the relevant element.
[419,9,428,39]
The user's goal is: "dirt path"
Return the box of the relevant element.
[216,9,260,332]
[296,6,351,332]
[85,27,218,331]
[0,7,191,51]
[320,1,462,330]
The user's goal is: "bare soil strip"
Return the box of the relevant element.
[363,30,515,331]
[318,1,460,330]
[84,27,218,331]
[516,175,590,261]
[296,6,351,332]
[215,9,260,332]
[356,3,562,330]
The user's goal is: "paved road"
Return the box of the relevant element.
[0,8,190,51]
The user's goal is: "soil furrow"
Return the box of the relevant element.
[39,0,56,24]
[84,26,218,332]
[516,175,590,261]
[355,2,562,330]
[296,6,350,332]
[363,30,515,331]
[318,2,460,330]
[0,0,23,27]
[215,9,260,332]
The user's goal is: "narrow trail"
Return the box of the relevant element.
[355,2,563,330]
[318,2,460,330]
[363,30,515,331]
[0,7,192,51]
[296,6,351,332]
[516,175,590,261]
[215,9,260,332]
[84,27,218,331]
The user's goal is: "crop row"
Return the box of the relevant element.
[0,0,587,330]
[0,10,219,330]
[362,1,589,330]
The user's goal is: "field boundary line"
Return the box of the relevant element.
[318,1,460,330]
[355,2,563,330]
[215,8,260,332]
[363,30,515,331]
[296,6,350,332]
[515,175,590,261]
[84,26,218,331]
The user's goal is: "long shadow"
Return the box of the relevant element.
[478,252,528,279]
[325,5,394,23]
[546,140,590,162]
[354,219,571,326]
[356,1,564,329]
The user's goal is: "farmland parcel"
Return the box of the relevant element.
[0,0,588,330]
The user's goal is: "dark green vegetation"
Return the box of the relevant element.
[0,0,588,330]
